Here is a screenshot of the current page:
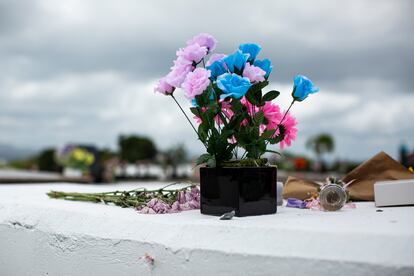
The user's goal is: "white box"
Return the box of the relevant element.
[374,179,414,207]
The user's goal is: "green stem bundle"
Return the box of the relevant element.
[47,183,196,209]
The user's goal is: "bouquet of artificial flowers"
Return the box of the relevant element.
[155,33,319,167]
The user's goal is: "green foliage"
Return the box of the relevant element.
[190,79,288,167]
[38,148,60,172]
[165,144,188,165]
[306,133,335,158]
[262,90,280,102]
[118,135,157,162]
[8,156,38,170]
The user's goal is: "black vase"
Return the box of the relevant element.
[200,167,277,217]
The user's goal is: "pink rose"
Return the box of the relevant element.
[182,68,211,100]
[187,33,217,53]
[154,77,174,95]
[177,43,208,63]
[243,63,266,83]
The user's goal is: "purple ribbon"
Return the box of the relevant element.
[286,198,307,209]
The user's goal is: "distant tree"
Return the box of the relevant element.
[118,135,157,162]
[99,148,117,164]
[38,148,60,172]
[164,144,188,178]
[306,134,335,171]
[9,157,38,170]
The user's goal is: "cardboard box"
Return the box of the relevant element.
[374,179,414,207]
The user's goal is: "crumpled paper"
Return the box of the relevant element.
[283,151,414,201]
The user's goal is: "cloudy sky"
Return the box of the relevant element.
[0,0,413,161]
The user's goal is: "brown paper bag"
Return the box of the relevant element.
[282,151,414,201]
[282,176,319,200]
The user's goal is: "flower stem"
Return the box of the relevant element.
[264,99,296,148]
[170,94,207,149]
[279,99,295,126]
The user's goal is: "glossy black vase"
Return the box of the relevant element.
[200,167,277,217]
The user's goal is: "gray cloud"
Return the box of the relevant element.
[1,0,413,160]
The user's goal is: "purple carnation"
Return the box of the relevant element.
[138,198,171,214]
[177,43,208,64]
[137,187,201,215]
[187,33,217,53]
[154,77,174,95]
[181,68,211,100]
[165,59,193,88]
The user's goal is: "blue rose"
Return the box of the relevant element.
[206,60,227,79]
[217,73,251,99]
[239,43,262,62]
[292,75,319,101]
[253,59,272,78]
[223,50,249,73]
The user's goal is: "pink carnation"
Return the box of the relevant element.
[187,33,217,53]
[177,43,208,63]
[154,77,174,95]
[261,102,297,150]
[278,111,297,150]
[206,53,226,66]
[165,60,193,88]
[182,68,211,100]
[262,102,282,129]
[243,63,266,83]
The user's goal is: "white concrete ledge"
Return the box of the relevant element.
[1,183,414,276]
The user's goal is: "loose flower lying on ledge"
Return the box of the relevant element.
[155,33,319,167]
[47,183,200,214]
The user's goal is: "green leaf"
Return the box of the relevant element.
[265,150,281,156]
[195,94,206,107]
[230,99,243,113]
[245,81,268,106]
[190,107,201,117]
[251,80,269,92]
[268,125,286,144]
[206,157,216,168]
[253,111,264,125]
[198,123,208,143]
[196,154,212,166]
[245,90,260,106]
[262,90,280,102]
[261,129,276,139]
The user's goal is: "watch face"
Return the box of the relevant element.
[319,184,347,211]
